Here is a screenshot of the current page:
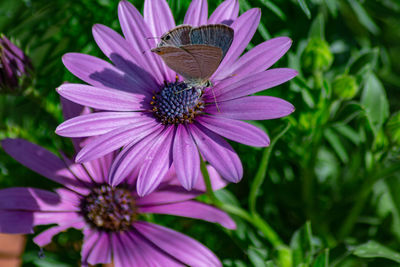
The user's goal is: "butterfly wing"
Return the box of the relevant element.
[158,25,192,47]
[189,24,234,58]
[151,45,222,82]
[181,44,223,81]
[151,46,201,80]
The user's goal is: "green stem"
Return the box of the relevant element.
[249,123,291,214]
[200,158,285,248]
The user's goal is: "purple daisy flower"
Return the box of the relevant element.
[56,0,297,196]
[0,99,235,267]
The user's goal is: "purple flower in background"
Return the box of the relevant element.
[56,0,297,196]
[0,100,235,267]
[0,35,33,94]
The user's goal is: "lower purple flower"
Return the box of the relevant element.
[55,0,297,196]
[0,99,235,266]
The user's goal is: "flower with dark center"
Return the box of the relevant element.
[0,98,235,267]
[0,35,33,94]
[56,0,297,196]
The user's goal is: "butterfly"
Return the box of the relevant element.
[151,24,234,89]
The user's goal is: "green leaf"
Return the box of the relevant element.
[290,222,313,266]
[324,128,349,163]
[297,0,312,19]
[347,0,380,35]
[333,124,360,145]
[259,0,286,20]
[313,249,329,267]
[309,14,325,39]
[347,48,379,76]
[248,246,268,267]
[360,73,389,134]
[353,241,400,263]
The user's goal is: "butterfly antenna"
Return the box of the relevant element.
[210,87,220,112]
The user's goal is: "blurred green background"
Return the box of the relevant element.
[1,0,400,266]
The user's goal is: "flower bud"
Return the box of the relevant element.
[332,74,359,100]
[0,35,33,94]
[302,38,333,72]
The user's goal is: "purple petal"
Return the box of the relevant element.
[56,112,144,137]
[139,200,236,229]
[0,187,78,211]
[184,0,208,26]
[57,83,148,111]
[62,53,149,94]
[137,127,174,196]
[144,0,175,37]
[208,68,298,102]
[75,119,158,163]
[118,0,173,83]
[0,211,34,234]
[86,231,112,265]
[111,232,140,267]
[125,231,184,266]
[1,139,87,194]
[92,24,159,91]
[109,126,164,187]
[83,152,115,184]
[60,96,89,152]
[206,95,295,120]
[33,211,82,226]
[197,115,270,147]
[173,125,200,190]
[33,220,85,247]
[143,0,176,81]
[213,8,261,80]
[81,228,100,266]
[189,124,243,182]
[208,0,239,25]
[134,221,221,267]
[228,37,293,77]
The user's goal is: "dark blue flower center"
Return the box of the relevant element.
[151,81,204,124]
[81,185,136,232]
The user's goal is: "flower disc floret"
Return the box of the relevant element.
[151,81,204,124]
[81,185,136,232]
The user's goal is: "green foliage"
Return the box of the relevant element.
[1,0,400,266]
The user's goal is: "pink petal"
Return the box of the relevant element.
[207,68,298,102]
[1,139,87,194]
[62,53,147,94]
[92,24,158,91]
[213,8,261,80]
[137,127,174,196]
[134,221,221,267]
[229,37,293,77]
[206,95,295,120]
[57,83,148,111]
[184,0,208,26]
[139,200,236,229]
[197,115,269,147]
[173,125,200,190]
[208,0,239,25]
[76,119,158,163]
[189,124,243,182]
[81,229,100,266]
[56,112,144,137]
[118,0,172,83]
